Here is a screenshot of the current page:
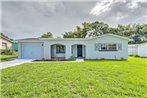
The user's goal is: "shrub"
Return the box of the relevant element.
[120,57,124,60]
[129,55,134,56]
[1,49,15,55]
[100,58,105,60]
[69,56,76,61]
[134,55,140,57]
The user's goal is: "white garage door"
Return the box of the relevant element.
[22,43,43,59]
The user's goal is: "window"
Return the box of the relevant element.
[2,42,7,49]
[56,45,65,53]
[95,43,119,51]
[108,44,117,50]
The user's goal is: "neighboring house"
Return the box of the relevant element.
[0,34,13,49]
[137,42,147,57]
[128,42,147,57]
[128,44,138,55]
[18,34,129,60]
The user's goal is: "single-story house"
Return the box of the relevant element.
[17,34,129,60]
[0,34,13,49]
[128,42,147,57]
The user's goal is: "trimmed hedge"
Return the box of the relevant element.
[1,49,15,55]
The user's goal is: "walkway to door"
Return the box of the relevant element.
[75,58,84,62]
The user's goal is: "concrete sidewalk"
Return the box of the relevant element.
[0,59,34,69]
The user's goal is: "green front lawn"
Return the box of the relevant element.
[0,55,17,62]
[1,57,147,97]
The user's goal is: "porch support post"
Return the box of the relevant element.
[65,45,72,59]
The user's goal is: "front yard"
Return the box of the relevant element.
[1,57,147,97]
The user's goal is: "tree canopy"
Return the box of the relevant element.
[62,21,147,44]
[41,32,53,38]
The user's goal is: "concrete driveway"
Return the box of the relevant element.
[0,59,34,69]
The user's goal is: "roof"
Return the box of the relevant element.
[17,34,129,42]
[0,35,13,43]
[128,42,147,47]
[17,38,40,40]
[89,34,129,40]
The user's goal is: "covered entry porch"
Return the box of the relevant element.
[50,44,86,59]
[51,44,66,59]
[71,44,86,58]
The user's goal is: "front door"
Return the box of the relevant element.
[77,45,82,57]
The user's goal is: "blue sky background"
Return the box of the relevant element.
[1,0,147,39]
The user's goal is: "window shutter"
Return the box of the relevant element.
[95,43,98,51]
[118,43,122,50]
[98,43,101,50]
[95,43,102,51]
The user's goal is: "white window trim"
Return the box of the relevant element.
[95,43,122,51]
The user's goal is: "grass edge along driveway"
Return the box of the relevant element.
[1,57,147,98]
[0,54,17,62]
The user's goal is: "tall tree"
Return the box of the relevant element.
[41,32,53,38]
[87,21,109,37]
[62,21,147,44]
[63,22,92,38]
[82,22,92,37]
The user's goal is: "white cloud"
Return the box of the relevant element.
[90,0,146,16]
[1,1,146,39]
[90,0,112,16]
[90,0,147,24]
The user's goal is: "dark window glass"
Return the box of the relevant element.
[101,43,107,50]
[56,45,65,53]
[108,44,117,50]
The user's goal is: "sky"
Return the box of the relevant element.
[1,0,147,39]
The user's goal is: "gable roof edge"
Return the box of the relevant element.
[87,34,129,41]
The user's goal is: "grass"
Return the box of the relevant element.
[1,57,147,98]
[0,54,17,62]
